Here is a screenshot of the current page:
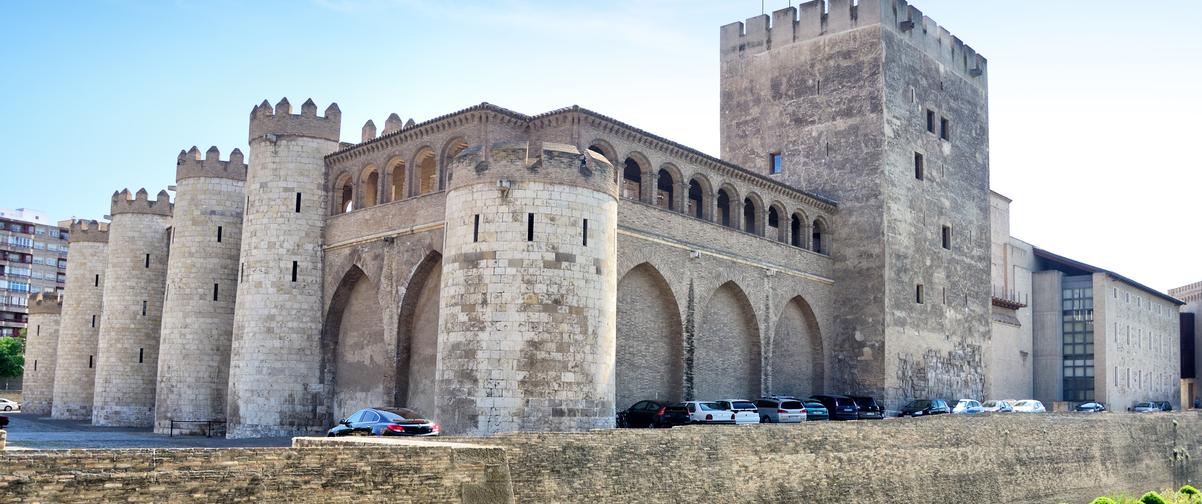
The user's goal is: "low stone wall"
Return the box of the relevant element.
[1,413,1199,503]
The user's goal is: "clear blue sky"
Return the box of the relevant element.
[3,0,1200,291]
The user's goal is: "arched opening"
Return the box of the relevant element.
[790,214,804,248]
[767,205,782,242]
[616,264,683,410]
[360,166,379,208]
[442,138,469,186]
[717,189,733,228]
[416,148,437,195]
[334,172,354,214]
[396,253,442,415]
[687,179,706,219]
[812,218,828,254]
[388,160,406,202]
[622,158,643,200]
[322,266,387,421]
[743,197,759,235]
[656,169,675,210]
[696,281,760,399]
[588,140,617,167]
[770,296,824,398]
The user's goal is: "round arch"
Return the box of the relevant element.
[616,263,684,410]
[332,171,354,214]
[395,252,443,414]
[385,156,407,202]
[770,295,824,397]
[359,164,380,208]
[440,137,469,187]
[695,280,761,399]
[413,147,438,195]
[655,164,682,211]
[742,192,764,236]
[320,265,387,422]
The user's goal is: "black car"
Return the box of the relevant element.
[0,415,7,429]
[1075,402,1106,413]
[898,399,950,417]
[849,396,885,420]
[327,407,439,437]
[802,400,830,421]
[617,400,690,428]
[810,394,859,421]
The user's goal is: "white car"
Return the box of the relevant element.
[952,399,983,414]
[718,399,761,425]
[980,400,1013,413]
[1012,400,1046,413]
[0,398,18,411]
[755,398,807,423]
[682,401,736,424]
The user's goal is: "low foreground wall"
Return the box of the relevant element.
[2,413,1200,503]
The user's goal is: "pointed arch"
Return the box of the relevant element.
[396,252,443,414]
[696,281,761,399]
[616,263,684,410]
[321,265,387,421]
[360,165,379,208]
[770,296,824,397]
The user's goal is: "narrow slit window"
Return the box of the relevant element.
[94,274,99,287]
[926,109,935,133]
[138,348,144,364]
[142,300,147,316]
[940,117,951,141]
[291,261,298,282]
[33,360,37,371]
[145,253,150,268]
[914,152,924,180]
[240,263,244,283]
[473,214,480,243]
[916,284,924,304]
[941,225,952,250]
[91,314,96,328]
[582,219,589,246]
[89,355,93,368]
[295,193,302,213]
[36,325,40,336]
[213,283,219,301]
[217,226,223,242]
[527,213,534,242]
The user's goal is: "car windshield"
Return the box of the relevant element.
[804,401,824,409]
[833,398,856,407]
[375,407,423,421]
[982,401,998,407]
[852,397,877,408]
[699,402,724,411]
[731,401,756,410]
[907,400,931,409]
[781,401,803,410]
[1136,402,1153,408]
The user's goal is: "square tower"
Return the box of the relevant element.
[720,0,990,408]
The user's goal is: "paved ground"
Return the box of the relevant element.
[2,411,293,449]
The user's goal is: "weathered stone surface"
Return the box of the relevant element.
[20,293,61,416]
[51,223,107,421]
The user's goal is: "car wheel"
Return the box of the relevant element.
[2,406,9,411]
[761,416,771,424]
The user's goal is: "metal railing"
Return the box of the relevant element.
[167,419,227,438]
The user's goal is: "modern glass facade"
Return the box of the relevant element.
[1061,275,1095,401]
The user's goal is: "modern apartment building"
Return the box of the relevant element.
[0,208,69,337]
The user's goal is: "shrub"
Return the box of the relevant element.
[1140,491,1169,504]
[1090,498,1117,504]
[1182,486,1200,497]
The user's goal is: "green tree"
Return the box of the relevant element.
[0,336,25,378]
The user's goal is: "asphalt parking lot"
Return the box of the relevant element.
[2,411,292,450]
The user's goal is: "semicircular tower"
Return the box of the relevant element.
[51,220,108,420]
[92,188,173,427]
[154,147,247,434]
[21,292,63,415]
[437,141,619,435]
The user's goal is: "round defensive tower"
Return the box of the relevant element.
[20,292,63,415]
[227,98,340,438]
[50,219,108,420]
[91,189,173,427]
[436,141,619,435]
[153,146,247,434]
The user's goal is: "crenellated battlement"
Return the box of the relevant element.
[248,97,341,143]
[67,219,110,243]
[720,0,986,85]
[110,188,173,217]
[27,291,63,315]
[175,145,247,182]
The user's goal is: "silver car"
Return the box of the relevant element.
[980,400,1013,413]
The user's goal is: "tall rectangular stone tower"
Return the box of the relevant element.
[720,0,991,408]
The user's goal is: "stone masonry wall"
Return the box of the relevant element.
[51,238,106,420]
[155,165,245,433]
[20,295,61,415]
[93,210,171,427]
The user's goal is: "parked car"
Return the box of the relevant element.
[898,399,950,417]
[980,400,1013,413]
[682,401,735,424]
[1075,402,1106,413]
[1012,400,1046,413]
[803,400,830,421]
[327,407,439,437]
[717,400,761,425]
[848,396,885,420]
[755,398,807,423]
[617,400,690,428]
[1130,401,1172,413]
[952,399,983,414]
[0,415,6,428]
[810,394,860,421]
[0,398,18,411]
[1155,401,1174,412]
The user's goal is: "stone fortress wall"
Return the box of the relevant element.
[50,220,108,420]
[18,292,61,415]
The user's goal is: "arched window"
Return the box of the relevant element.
[687,179,705,219]
[360,167,379,207]
[743,197,759,235]
[442,138,469,186]
[717,189,733,228]
[767,206,782,242]
[389,160,406,202]
[622,158,643,200]
[656,169,675,210]
[416,148,438,194]
[335,173,354,214]
[790,214,803,247]
[812,218,828,254]
[588,140,617,167]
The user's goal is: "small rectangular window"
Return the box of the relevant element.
[95,274,100,287]
[145,253,151,268]
[240,263,244,283]
[213,283,219,301]
[914,153,924,180]
[142,300,147,316]
[527,213,535,242]
[583,219,589,247]
[36,325,40,336]
[138,348,144,364]
[217,226,223,243]
[91,314,96,328]
[473,214,480,243]
[941,225,951,250]
[33,359,37,371]
[940,117,951,141]
[292,261,299,282]
[926,109,935,133]
[916,284,924,304]
[295,193,302,213]
[89,355,93,368]
[769,153,782,175]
